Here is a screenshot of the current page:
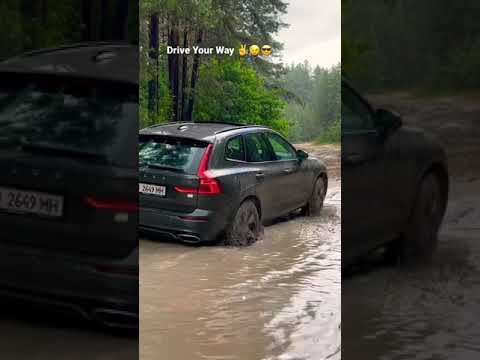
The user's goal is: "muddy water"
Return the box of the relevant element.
[140,181,341,360]
[0,316,137,359]
[343,94,480,360]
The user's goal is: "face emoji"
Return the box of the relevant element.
[249,45,260,57]
[239,44,248,57]
[261,45,272,56]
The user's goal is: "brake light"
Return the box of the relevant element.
[197,143,222,194]
[174,144,222,195]
[84,196,138,212]
[198,177,222,194]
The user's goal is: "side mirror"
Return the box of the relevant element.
[375,108,402,137]
[296,149,309,161]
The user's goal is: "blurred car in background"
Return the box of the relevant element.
[342,80,449,267]
[0,43,139,328]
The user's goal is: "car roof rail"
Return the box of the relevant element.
[143,121,267,132]
[213,124,267,134]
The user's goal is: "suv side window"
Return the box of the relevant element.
[225,135,245,161]
[245,133,273,162]
[265,132,297,161]
[342,84,375,131]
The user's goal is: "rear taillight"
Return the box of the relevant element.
[84,196,138,212]
[198,177,222,195]
[174,143,222,195]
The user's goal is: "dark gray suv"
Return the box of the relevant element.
[139,122,328,246]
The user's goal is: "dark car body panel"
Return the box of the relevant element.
[342,80,449,266]
[139,123,327,243]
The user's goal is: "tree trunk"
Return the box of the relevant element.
[148,13,159,116]
[180,29,189,121]
[185,30,203,122]
[168,26,180,122]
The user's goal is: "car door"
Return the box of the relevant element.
[342,82,388,260]
[244,132,281,221]
[264,131,307,213]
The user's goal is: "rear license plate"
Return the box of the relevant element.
[139,183,166,197]
[0,186,64,218]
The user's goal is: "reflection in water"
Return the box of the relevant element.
[141,182,341,360]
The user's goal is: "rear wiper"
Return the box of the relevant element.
[20,142,108,162]
[141,163,184,173]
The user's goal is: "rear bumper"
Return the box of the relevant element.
[139,207,229,243]
[0,244,138,328]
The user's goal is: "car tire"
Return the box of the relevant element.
[302,176,326,216]
[223,200,261,246]
[400,172,446,263]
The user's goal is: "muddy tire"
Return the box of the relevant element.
[302,176,326,216]
[224,200,261,246]
[400,173,446,264]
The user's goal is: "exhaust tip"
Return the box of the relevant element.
[178,234,201,243]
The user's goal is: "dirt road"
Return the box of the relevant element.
[140,144,341,360]
[343,93,480,359]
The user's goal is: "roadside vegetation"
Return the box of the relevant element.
[343,0,480,94]
[0,1,137,59]
[140,0,340,143]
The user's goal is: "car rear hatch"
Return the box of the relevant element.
[0,71,138,259]
[139,135,215,214]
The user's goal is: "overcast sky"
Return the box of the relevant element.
[276,0,341,69]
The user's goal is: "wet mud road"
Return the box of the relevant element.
[343,94,480,360]
[140,144,341,360]
[0,307,137,359]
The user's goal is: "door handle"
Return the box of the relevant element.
[283,168,294,174]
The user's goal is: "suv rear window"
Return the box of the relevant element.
[139,135,208,175]
[0,73,138,166]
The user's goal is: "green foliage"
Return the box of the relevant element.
[193,59,289,135]
[139,42,173,128]
[315,119,340,144]
[0,1,138,60]
[0,1,81,59]
[344,0,480,91]
[140,0,339,143]
[282,62,341,143]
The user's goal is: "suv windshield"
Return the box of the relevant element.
[0,73,138,166]
[139,136,208,175]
